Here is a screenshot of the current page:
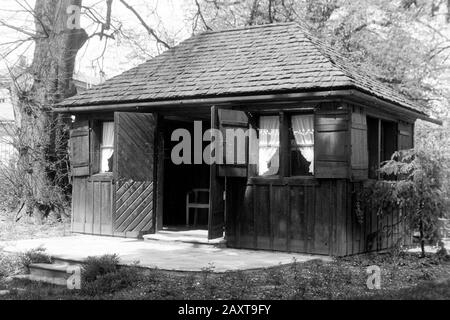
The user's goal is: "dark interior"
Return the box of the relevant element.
[367,116,379,179]
[381,120,398,162]
[162,119,210,228]
[367,116,398,179]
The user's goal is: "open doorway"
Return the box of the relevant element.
[162,119,211,231]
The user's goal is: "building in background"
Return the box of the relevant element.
[0,79,16,165]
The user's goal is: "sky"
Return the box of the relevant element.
[0,0,194,84]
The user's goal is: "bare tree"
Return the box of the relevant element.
[1,0,174,220]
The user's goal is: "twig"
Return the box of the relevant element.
[0,19,37,38]
[195,0,212,31]
[119,0,171,49]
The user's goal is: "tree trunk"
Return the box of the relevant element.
[419,220,425,258]
[14,0,87,222]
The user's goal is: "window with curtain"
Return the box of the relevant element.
[258,115,280,176]
[100,122,114,173]
[290,114,314,175]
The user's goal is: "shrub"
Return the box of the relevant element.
[80,254,142,296]
[82,254,120,283]
[436,240,449,261]
[0,252,21,280]
[81,266,142,296]
[20,247,52,270]
[359,149,447,257]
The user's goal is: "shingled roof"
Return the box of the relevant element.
[60,23,426,115]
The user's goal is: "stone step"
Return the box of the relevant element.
[143,232,226,247]
[52,257,83,267]
[12,274,67,287]
[29,263,70,280]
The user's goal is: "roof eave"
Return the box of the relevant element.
[54,89,442,126]
[53,89,355,113]
[347,89,442,125]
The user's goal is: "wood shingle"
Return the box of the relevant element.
[59,23,426,115]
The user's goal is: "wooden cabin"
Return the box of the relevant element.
[56,23,438,256]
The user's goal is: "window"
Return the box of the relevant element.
[256,113,315,177]
[100,122,114,173]
[367,116,398,179]
[258,115,279,176]
[290,114,314,175]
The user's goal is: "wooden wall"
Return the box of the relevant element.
[226,178,348,256]
[70,112,157,238]
[71,176,114,236]
[226,178,411,256]
[71,176,154,237]
[348,183,412,254]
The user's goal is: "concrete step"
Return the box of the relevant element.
[12,274,67,287]
[11,262,83,287]
[143,231,226,247]
[52,257,83,267]
[29,263,70,280]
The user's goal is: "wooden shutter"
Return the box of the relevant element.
[314,107,349,179]
[217,109,249,177]
[70,120,90,177]
[114,112,156,181]
[398,121,414,150]
[350,107,368,180]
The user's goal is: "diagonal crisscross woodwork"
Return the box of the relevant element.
[114,180,153,233]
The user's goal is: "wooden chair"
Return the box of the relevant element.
[186,189,210,227]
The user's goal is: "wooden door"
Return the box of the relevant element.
[209,107,250,239]
[208,106,225,239]
[113,112,157,237]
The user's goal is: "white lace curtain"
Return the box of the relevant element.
[258,116,279,176]
[101,122,114,173]
[291,114,314,174]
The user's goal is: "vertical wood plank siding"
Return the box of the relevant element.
[71,177,114,236]
[226,178,409,256]
[71,177,154,237]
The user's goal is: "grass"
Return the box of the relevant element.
[19,247,53,270]
[0,250,449,300]
[0,210,448,300]
[369,279,450,300]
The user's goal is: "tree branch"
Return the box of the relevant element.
[195,0,212,31]
[0,19,37,38]
[119,0,171,49]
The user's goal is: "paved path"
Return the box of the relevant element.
[0,235,331,272]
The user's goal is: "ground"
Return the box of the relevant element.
[0,234,332,272]
[0,210,69,242]
[0,251,449,300]
[0,211,449,300]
